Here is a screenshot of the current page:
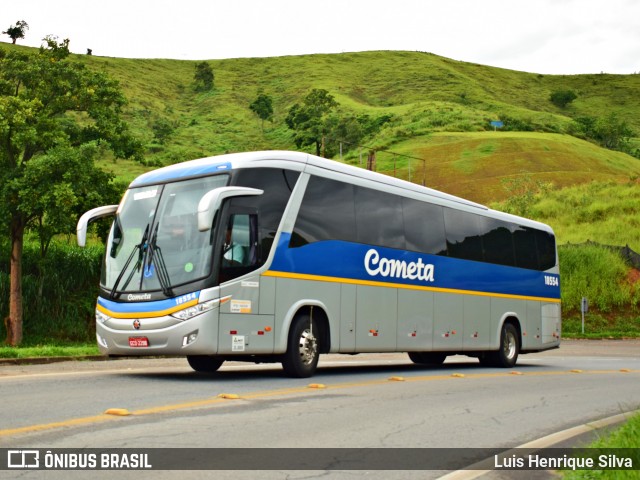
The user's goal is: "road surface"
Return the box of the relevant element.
[1,339,639,479]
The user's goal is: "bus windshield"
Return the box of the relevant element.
[101,174,229,297]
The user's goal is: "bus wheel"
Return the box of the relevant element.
[408,352,447,365]
[480,323,519,368]
[282,313,319,378]
[187,355,224,373]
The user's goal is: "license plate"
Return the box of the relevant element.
[129,337,149,347]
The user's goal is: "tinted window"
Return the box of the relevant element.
[402,197,447,255]
[444,208,483,262]
[536,230,557,270]
[481,218,516,267]
[290,174,557,271]
[290,176,356,247]
[231,168,299,258]
[513,226,539,270]
[355,186,404,249]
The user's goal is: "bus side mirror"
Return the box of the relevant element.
[77,205,118,247]
[197,187,263,232]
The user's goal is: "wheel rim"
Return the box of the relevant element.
[503,330,517,360]
[298,328,318,366]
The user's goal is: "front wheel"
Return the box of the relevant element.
[187,355,224,373]
[282,313,319,378]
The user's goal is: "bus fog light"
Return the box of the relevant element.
[183,330,198,346]
[96,333,108,348]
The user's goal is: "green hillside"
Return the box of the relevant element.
[372,132,640,203]
[4,44,640,210]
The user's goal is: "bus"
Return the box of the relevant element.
[77,150,561,377]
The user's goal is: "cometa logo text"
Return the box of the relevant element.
[364,249,435,283]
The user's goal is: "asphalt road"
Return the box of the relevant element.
[1,339,639,479]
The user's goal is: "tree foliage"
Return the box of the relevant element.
[0,37,141,345]
[152,117,176,144]
[572,113,634,152]
[194,62,214,91]
[549,89,577,108]
[2,20,28,45]
[249,93,273,132]
[285,89,338,156]
[285,89,394,157]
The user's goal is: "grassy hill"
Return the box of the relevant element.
[4,44,640,220]
[70,50,639,193]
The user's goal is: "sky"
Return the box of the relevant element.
[2,0,640,75]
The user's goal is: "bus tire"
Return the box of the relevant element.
[282,313,319,378]
[480,323,519,368]
[408,352,447,365]
[187,355,224,373]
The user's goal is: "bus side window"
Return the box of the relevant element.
[220,213,259,282]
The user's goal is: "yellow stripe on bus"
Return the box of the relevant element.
[96,299,199,319]
[262,270,561,304]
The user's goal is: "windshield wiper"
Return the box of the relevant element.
[147,223,174,298]
[109,224,150,300]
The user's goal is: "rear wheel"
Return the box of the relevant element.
[282,313,319,378]
[408,352,447,365]
[479,323,519,368]
[187,355,224,373]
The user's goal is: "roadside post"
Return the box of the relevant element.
[581,297,588,334]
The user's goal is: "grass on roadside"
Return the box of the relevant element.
[562,412,640,479]
[0,343,100,359]
[562,314,640,339]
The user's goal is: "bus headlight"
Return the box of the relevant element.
[96,309,110,324]
[171,299,217,321]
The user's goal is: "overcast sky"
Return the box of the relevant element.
[2,0,639,74]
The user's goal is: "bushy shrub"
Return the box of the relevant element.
[558,244,638,312]
[0,239,104,344]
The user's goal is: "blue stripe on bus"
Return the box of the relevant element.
[97,291,200,314]
[270,233,560,300]
[129,161,232,187]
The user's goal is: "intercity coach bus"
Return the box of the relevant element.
[77,150,561,377]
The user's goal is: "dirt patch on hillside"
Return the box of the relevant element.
[627,268,640,285]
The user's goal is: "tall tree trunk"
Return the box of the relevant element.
[4,218,25,346]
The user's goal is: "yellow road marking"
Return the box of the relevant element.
[1,368,637,438]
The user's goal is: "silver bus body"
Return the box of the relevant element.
[79,151,561,376]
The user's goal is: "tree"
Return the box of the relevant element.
[573,114,634,151]
[249,93,273,132]
[285,89,338,157]
[151,117,176,144]
[0,37,141,345]
[549,89,577,108]
[2,20,28,45]
[194,62,214,91]
[592,113,633,150]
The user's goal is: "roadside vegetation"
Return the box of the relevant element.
[562,412,640,479]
